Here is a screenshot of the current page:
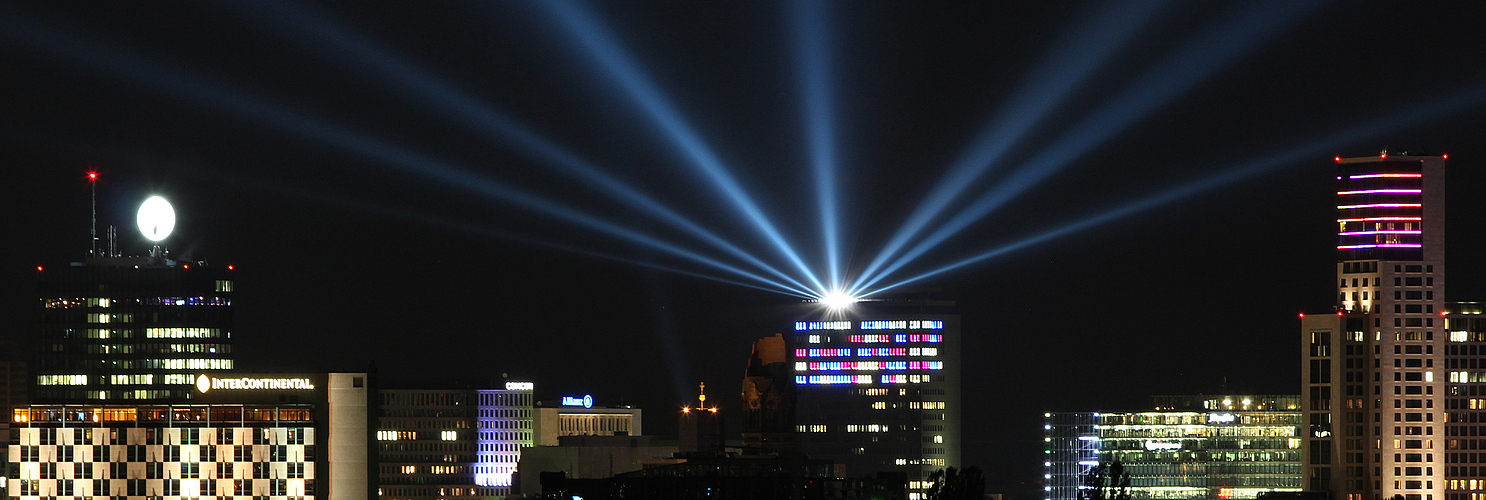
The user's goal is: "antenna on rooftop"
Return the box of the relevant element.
[87,169,99,257]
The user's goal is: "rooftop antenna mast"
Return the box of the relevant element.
[87,169,99,257]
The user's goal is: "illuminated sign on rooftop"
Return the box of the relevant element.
[505,382,534,391]
[196,374,315,393]
[562,395,594,408]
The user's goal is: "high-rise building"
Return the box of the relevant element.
[790,295,960,496]
[35,194,235,403]
[1045,395,1303,500]
[35,258,236,402]
[1301,153,1448,500]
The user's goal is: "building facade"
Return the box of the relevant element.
[1045,396,1303,500]
[376,385,533,500]
[790,298,961,497]
[6,372,373,500]
[1301,154,1449,500]
[531,400,641,447]
[1444,303,1486,500]
[35,259,235,402]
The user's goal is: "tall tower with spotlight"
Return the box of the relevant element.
[1301,153,1447,500]
[34,195,235,402]
[789,290,960,493]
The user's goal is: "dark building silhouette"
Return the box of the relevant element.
[742,334,796,453]
[679,383,724,454]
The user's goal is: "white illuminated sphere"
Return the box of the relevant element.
[136,196,176,242]
[821,292,857,310]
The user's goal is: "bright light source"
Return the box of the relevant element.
[88,171,98,180]
[821,291,857,310]
[136,196,176,242]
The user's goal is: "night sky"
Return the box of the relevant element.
[4,1,1486,495]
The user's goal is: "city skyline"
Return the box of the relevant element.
[5,2,1486,496]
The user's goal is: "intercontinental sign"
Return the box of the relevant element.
[196,374,315,393]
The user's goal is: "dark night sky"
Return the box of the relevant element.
[4,1,1486,495]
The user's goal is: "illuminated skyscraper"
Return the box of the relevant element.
[790,295,960,496]
[34,259,236,402]
[1301,153,1447,500]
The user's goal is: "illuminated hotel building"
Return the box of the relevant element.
[1044,395,1303,500]
[790,298,960,496]
[6,372,374,500]
[1300,154,1448,500]
[376,384,533,500]
[35,258,235,402]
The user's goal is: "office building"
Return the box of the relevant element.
[1045,395,1303,500]
[35,194,234,403]
[789,296,961,496]
[376,384,533,500]
[475,385,534,491]
[1301,153,1449,500]
[6,372,374,500]
[531,396,641,447]
[35,259,235,402]
[1444,303,1486,500]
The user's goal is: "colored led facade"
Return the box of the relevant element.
[1302,154,1448,500]
[790,298,960,499]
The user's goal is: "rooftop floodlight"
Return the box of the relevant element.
[821,291,857,310]
[136,196,176,242]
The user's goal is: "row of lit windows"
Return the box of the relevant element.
[895,458,946,466]
[795,374,941,385]
[1452,480,1486,490]
[797,361,944,371]
[37,375,88,386]
[796,321,851,330]
[85,343,228,354]
[15,407,310,425]
[796,347,941,358]
[11,478,307,497]
[859,320,944,330]
[847,334,943,344]
[147,328,227,339]
[43,297,227,308]
[1454,373,1486,384]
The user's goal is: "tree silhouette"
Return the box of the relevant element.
[1079,462,1132,500]
[927,466,986,500]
